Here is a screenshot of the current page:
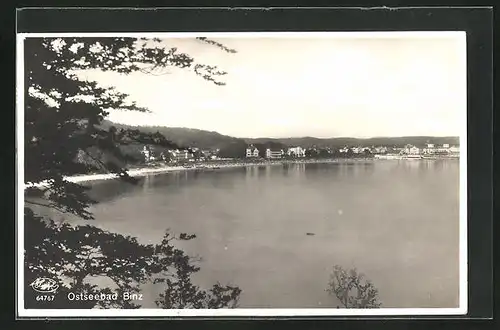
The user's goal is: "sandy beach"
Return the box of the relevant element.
[24,158,377,189]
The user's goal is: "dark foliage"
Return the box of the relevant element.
[217,141,248,159]
[24,208,241,309]
[326,265,381,308]
[24,37,241,309]
[24,37,229,215]
[99,119,246,151]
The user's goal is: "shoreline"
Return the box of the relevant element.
[23,159,366,188]
[24,157,458,188]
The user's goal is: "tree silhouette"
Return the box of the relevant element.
[217,141,247,159]
[317,149,331,159]
[304,148,318,159]
[326,265,381,308]
[24,208,241,309]
[23,37,241,309]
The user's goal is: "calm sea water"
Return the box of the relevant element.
[72,160,460,308]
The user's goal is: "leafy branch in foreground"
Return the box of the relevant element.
[24,37,240,309]
[25,208,241,309]
[196,37,237,54]
[25,37,230,218]
[326,265,381,308]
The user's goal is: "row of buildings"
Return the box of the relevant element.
[245,145,307,159]
[141,142,460,163]
[399,143,460,155]
[142,146,219,163]
[245,143,460,159]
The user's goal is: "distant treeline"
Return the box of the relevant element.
[246,136,460,149]
[99,120,459,159]
[100,120,244,150]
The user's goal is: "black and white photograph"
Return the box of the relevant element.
[17,31,467,317]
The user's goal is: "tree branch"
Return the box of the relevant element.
[25,199,68,215]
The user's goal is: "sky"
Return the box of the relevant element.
[80,33,466,139]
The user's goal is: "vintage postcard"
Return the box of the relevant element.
[17,31,467,317]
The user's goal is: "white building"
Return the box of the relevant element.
[373,146,388,154]
[352,146,363,154]
[422,143,458,155]
[246,145,260,158]
[434,144,451,154]
[402,144,420,155]
[436,144,451,152]
[266,148,284,159]
[422,143,436,155]
[142,146,150,161]
[142,145,155,162]
[409,146,420,155]
[287,146,306,158]
[170,149,194,161]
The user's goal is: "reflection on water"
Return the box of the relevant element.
[63,160,460,309]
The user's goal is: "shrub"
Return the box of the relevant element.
[326,265,381,308]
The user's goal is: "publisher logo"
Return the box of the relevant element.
[30,278,59,293]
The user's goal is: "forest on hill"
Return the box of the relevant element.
[101,120,460,152]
